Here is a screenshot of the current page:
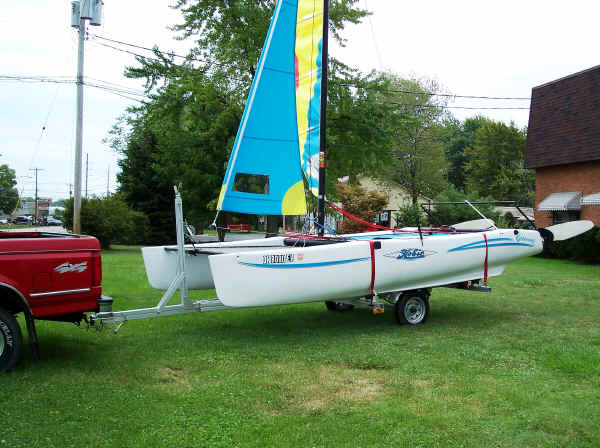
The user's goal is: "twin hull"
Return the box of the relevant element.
[142,229,543,308]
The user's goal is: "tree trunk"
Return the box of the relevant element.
[265,215,280,238]
[216,213,227,242]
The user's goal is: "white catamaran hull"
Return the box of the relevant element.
[163,228,541,308]
[141,230,404,289]
[141,237,288,290]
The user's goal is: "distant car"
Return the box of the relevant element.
[14,215,32,225]
[0,218,7,225]
[46,216,62,226]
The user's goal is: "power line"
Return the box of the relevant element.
[89,39,167,64]
[0,75,145,95]
[90,34,198,62]
[0,75,74,84]
[85,76,146,93]
[334,81,531,101]
[0,74,146,102]
[90,35,531,102]
[386,101,529,111]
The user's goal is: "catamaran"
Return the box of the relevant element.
[140,0,593,325]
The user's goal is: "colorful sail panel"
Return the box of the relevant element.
[217,0,307,216]
[295,0,323,197]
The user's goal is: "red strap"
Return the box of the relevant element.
[328,201,390,232]
[326,201,457,234]
[483,233,489,284]
[368,240,376,297]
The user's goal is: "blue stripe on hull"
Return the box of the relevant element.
[449,238,534,253]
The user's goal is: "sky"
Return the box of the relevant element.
[1,0,599,202]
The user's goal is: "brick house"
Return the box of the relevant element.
[525,65,600,227]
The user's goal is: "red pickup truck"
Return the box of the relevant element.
[0,231,109,372]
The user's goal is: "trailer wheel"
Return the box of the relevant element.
[395,293,429,325]
[0,307,23,372]
[325,301,354,312]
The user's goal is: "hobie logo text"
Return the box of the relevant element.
[384,249,437,261]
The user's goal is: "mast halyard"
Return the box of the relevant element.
[317,0,329,235]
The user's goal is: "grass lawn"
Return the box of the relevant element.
[1,247,599,447]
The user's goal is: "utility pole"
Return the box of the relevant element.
[85,153,89,199]
[30,168,44,224]
[106,166,109,197]
[70,0,103,233]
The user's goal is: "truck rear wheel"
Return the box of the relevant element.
[0,307,23,372]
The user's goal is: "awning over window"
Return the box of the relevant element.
[581,193,600,206]
[538,192,582,211]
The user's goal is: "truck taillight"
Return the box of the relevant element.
[92,252,102,286]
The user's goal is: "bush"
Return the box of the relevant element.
[335,184,388,234]
[394,203,428,228]
[63,196,150,249]
[540,226,600,264]
[497,212,518,229]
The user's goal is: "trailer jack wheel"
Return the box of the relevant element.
[325,301,354,312]
[395,293,429,325]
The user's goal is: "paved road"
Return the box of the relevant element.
[193,232,267,243]
[4,227,269,241]
[4,226,67,233]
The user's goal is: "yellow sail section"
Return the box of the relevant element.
[217,185,226,210]
[295,0,323,197]
[282,180,307,215]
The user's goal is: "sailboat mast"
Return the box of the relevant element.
[317,0,329,235]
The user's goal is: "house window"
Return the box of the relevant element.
[552,210,580,225]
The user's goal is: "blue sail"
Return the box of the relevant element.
[217,0,307,216]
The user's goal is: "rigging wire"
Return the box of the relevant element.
[364,0,384,71]
[28,82,63,169]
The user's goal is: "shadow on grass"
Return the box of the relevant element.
[15,299,517,373]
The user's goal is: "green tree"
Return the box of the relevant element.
[63,196,150,249]
[110,73,241,244]
[112,122,176,244]
[464,120,534,204]
[443,115,487,191]
[0,164,19,214]
[326,66,396,194]
[379,75,450,204]
[170,0,368,93]
[394,203,427,228]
